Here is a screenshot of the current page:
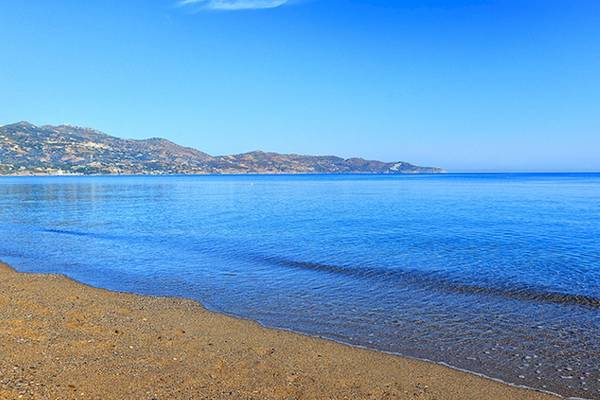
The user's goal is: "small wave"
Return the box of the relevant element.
[40,228,121,241]
[258,255,600,309]
[42,228,98,237]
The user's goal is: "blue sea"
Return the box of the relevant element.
[1,173,599,398]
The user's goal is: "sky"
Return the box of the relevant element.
[0,0,599,172]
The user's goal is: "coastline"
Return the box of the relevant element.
[0,171,445,177]
[0,262,559,400]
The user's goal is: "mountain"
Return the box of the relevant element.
[0,122,443,175]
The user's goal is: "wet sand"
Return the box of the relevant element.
[0,262,559,400]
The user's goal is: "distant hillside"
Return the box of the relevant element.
[0,122,443,175]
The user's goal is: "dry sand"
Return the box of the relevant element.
[0,262,559,400]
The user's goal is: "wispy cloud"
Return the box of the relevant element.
[179,0,289,11]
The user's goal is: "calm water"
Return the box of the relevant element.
[1,174,599,398]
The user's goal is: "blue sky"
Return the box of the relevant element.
[0,0,598,171]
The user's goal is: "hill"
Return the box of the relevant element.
[0,122,443,175]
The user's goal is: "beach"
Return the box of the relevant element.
[0,262,558,400]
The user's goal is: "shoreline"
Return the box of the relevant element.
[0,262,560,399]
[0,171,446,177]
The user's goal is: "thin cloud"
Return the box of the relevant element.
[179,0,289,11]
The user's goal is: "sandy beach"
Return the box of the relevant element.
[0,262,559,400]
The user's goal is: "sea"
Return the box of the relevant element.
[1,173,599,398]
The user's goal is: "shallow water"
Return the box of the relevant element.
[1,173,599,398]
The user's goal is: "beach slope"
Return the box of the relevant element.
[0,263,557,400]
